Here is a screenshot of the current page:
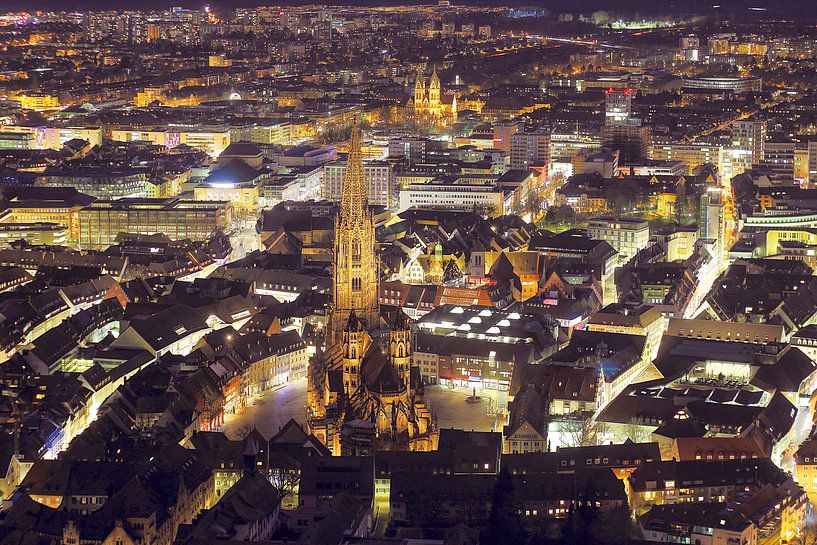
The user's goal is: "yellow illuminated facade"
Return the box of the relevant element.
[15,94,59,111]
[328,123,379,340]
[78,199,232,250]
[134,87,163,107]
[411,69,457,128]
[208,54,232,67]
[147,171,188,199]
[650,143,724,175]
[249,123,292,146]
[180,130,230,157]
[0,210,67,245]
[110,128,168,148]
[307,123,436,455]
[0,126,103,150]
[795,148,809,180]
[110,128,230,157]
[4,203,84,246]
[194,183,261,216]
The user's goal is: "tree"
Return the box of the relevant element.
[575,481,601,542]
[549,171,566,192]
[559,417,601,448]
[474,203,497,218]
[232,423,253,440]
[604,179,639,215]
[590,10,611,26]
[605,506,640,543]
[484,468,528,545]
[268,454,301,509]
[524,188,545,217]
[443,260,463,285]
[621,423,651,443]
[545,204,576,225]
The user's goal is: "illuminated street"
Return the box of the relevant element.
[228,219,260,261]
[222,378,309,440]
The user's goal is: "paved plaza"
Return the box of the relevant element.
[220,379,509,439]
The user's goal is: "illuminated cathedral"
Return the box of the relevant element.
[409,68,457,128]
[307,122,437,455]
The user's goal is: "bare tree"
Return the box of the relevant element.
[268,454,301,510]
[559,417,601,448]
[474,203,497,218]
[621,423,651,444]
[524,186,546,217]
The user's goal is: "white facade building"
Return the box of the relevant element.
[322,159,394,207]
[588,216,650,263]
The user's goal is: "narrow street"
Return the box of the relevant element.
[228,218,260,261]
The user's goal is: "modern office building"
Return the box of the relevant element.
[510,131,550,170]
[1,187,95,246]
[602,123,651,164]
[732,119,766,165]
[679,35,700,61]
[549,132,601,163]
[36,169,149,199]
[682,76,762,93]
[492,121,519,153]
[322,159,394,207]
[604,88,633,126]
[0,126,103,150]
[699,187,725,261]
[388,136,444,164]
[399,178,505,215]
[807,141,817,181]
[110,127,231,157]
[761,141,796,178]
[0,218,67,246]
[15,94,59,110]
[247,121,293,146]
[588,216,650,263]
[573,148,620,179]
[78,198,232,249]
[0,132,35,149]
[649,142,724,175]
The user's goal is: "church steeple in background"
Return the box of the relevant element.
[414,69,426,106]
[412,66,454,128]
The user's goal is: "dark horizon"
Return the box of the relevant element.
[5,0,817,17]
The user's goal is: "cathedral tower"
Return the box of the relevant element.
[428,69,441,117]
[414,71,426,106]
[342,311,368,395]
[390,311,412,389]
[330,122,379,343]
